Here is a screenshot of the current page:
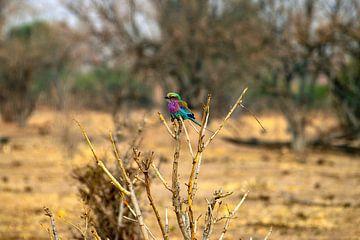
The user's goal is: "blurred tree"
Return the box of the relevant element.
[73,65,152,117]
[144,0,269,110]
[63,0,270,112]
[0,21,75,126]
[39,22,77,110]
[325,0,360,133]
[258,0,338,152]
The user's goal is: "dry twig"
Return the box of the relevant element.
[187,95,212,240]
[151,162,172,192]
[134,151,169,240]
[181,117,194,158]
[158,112,176,138]
[218,191,249,240]
[203,189,233,240]
[75,120,130,196]
[264,226,273,240]
[171,120,190,239]
[76,120,149,240]
[43,207,59,240]
[204,87,248,147]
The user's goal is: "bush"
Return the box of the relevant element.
[72,123,146,240]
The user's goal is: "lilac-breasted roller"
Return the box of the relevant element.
[164,92,202,126]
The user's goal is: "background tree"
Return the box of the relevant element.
[0,21,75,126]
[325,0,360,134]
[63,0,270,112]
[257,0,338,152]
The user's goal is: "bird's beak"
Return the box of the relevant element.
[164,96,169,99]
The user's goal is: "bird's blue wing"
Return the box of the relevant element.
[180,106,195,120]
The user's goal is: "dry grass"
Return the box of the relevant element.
[0,108,359,239]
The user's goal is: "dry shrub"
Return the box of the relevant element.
[72,121,147,240]
[73,164,141,240]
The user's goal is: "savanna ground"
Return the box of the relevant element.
[0,108,359,240]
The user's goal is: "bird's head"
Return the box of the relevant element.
[164,92,181,102]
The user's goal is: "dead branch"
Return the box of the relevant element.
[76,120,149,240]
[187,95,212,240]
[204,87,248,147]
[76,120,130,196]
[110,133,131,183]
[134,151,169,240]
[171,120,190,239]
[181,117,194,158]
[203,190,233,240]
[43,207,59,240]
[158,112,176,138]
[264,226,273,240]
[165,208,169,235]
[91,226,102,240]
[115,200,125,240]
[151,162,172,192]
[218,191,249,240]
[110,132,152,240]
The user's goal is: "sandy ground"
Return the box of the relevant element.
[0,108,359,240]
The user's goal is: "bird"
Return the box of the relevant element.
[165,92,202,126]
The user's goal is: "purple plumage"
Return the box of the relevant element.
[167,100,180,113]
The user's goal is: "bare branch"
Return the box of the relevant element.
[204,87,248,147]
[91,226,102,240]
[43,207,59,240]
[188,94,212,240]
[151,162,172,192]
[76,120,149,240]
[218,191,249,240]
[181,117,194,158]
[165,208,169,235]
[135,152,169,240]
[203,189,233,240]
[115,200,125,240]
[171,121,190,240]
[264,226,273,240]
[158,112,176,138]
[110,132,130,183]
[75,120,131,196]
[98,160,131,196]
